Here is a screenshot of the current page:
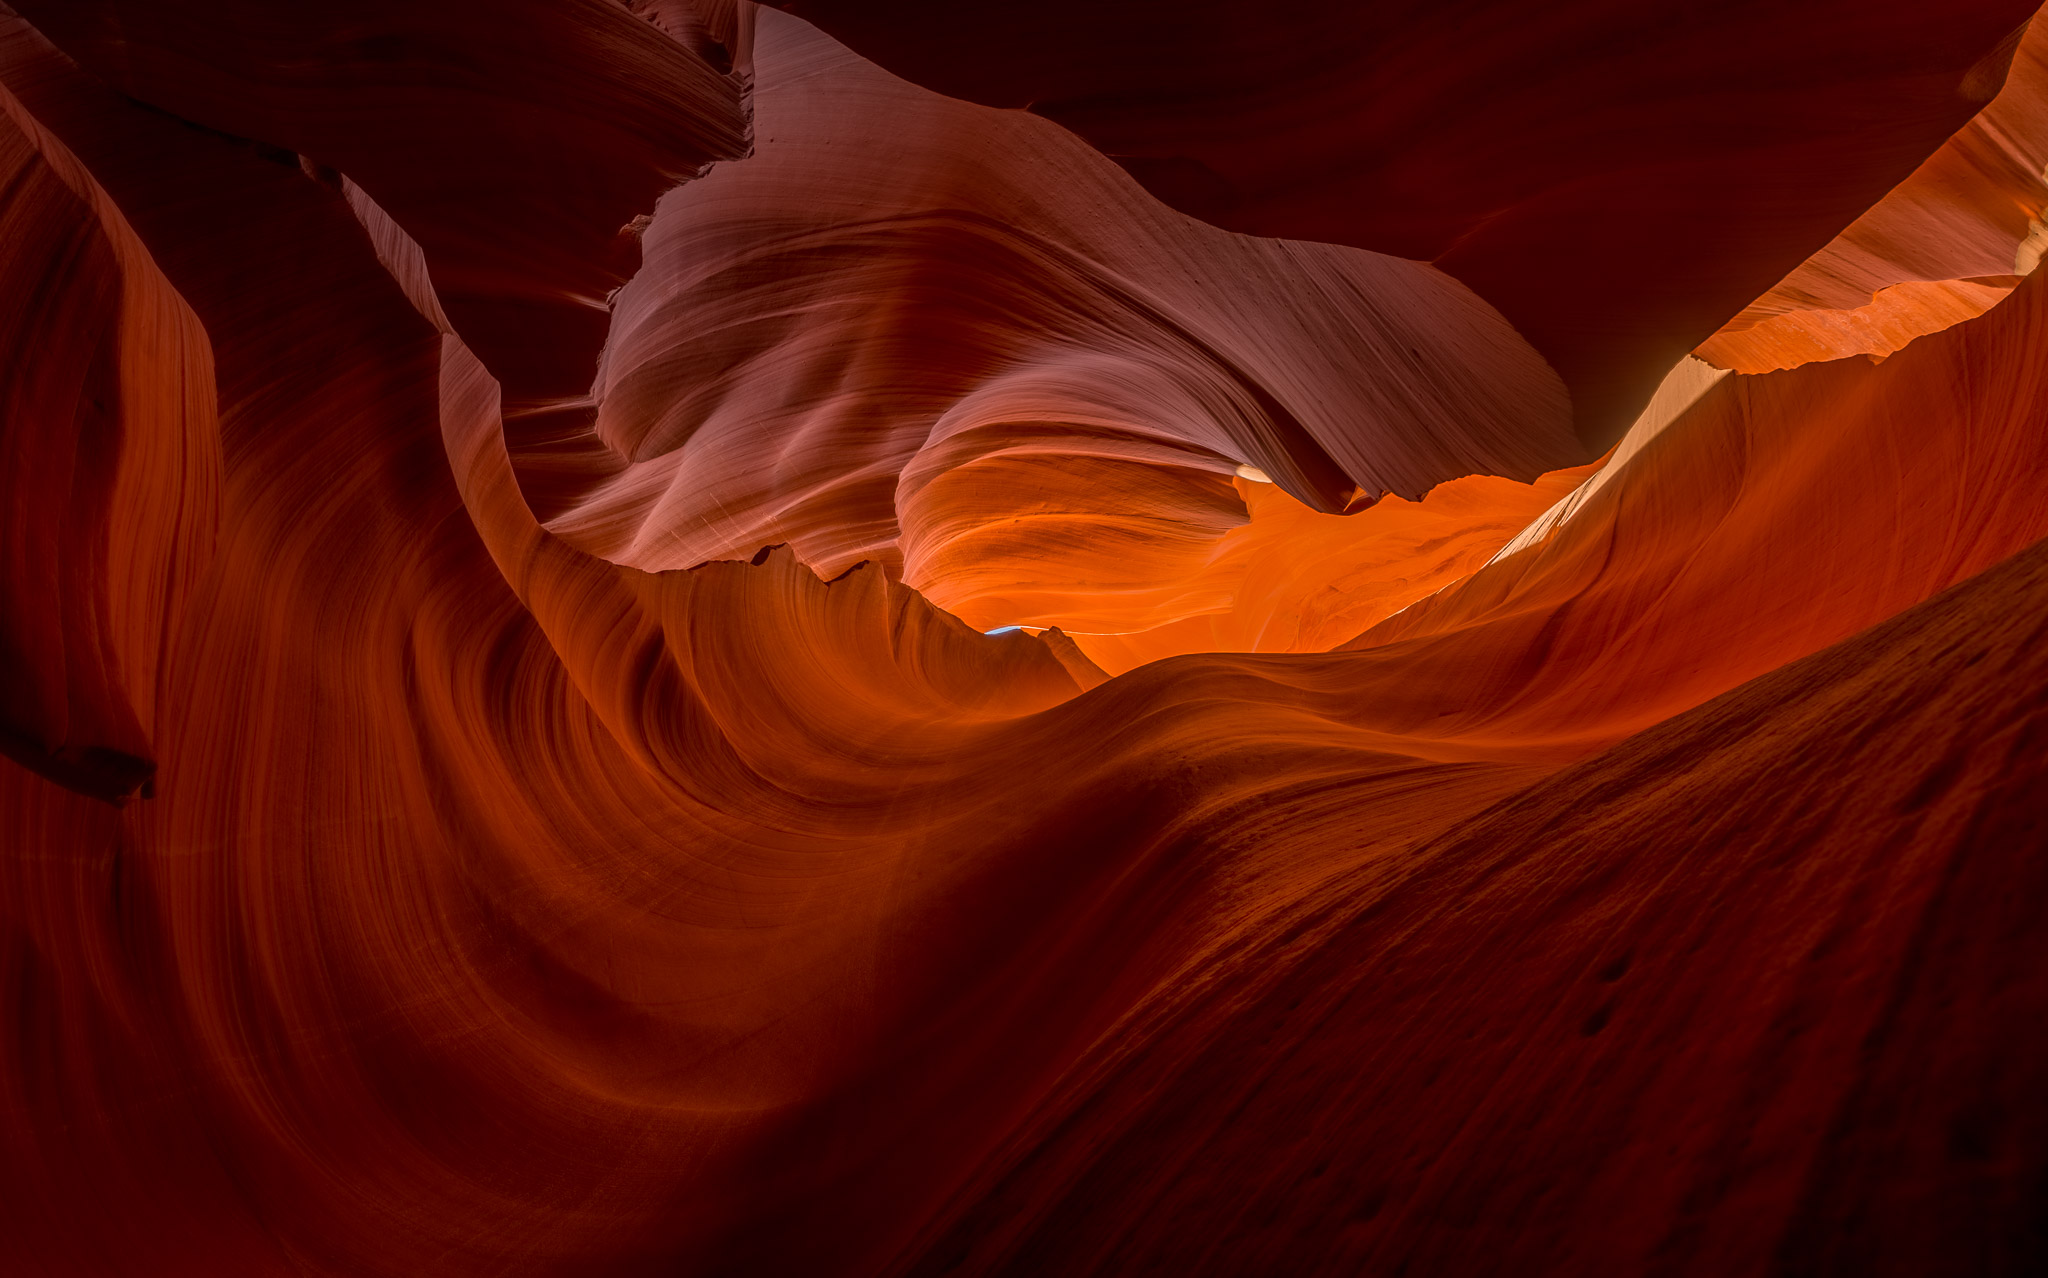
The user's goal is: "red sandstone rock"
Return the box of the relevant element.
[1,4,2045,1276]
[8,0,752,518]
[787,0,2041,442]
[1345,269,2048,752]
[1700,9,2048,370]
[572,11,1576,582]
[0,70,216,800]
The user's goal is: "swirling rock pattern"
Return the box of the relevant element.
[574,15,1576,578]
[3,3,2046,1276]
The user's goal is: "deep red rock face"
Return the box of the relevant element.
[2,3,2046,1275]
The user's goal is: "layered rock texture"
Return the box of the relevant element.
[3,3,2046,1275]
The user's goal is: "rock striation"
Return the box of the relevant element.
[2,4,2046,1276]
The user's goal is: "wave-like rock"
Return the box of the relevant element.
[1347,267,2048,750]
[977,463,1598,677]
[1700,10,2048,370]
[0,50,216,800]
[571,12,1576,579]
[786,0,2041,441]
[8,0,753,519]
[913,499,2048,1278]
[3,3,2046,1276]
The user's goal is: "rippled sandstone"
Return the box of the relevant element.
[3,4,2046,1276]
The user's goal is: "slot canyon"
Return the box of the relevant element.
[3,2,2047,1273]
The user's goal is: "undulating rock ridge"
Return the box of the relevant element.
[933,462,1599,677]
[786,0,2043,442]
[1341,264,2048,752]
[906,479,2048,1278]
[1699,11,2048,370]
[572,14,1577,579]
[1,4,2045,1277]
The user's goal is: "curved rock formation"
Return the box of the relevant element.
[7,0,753,517]
[573,12,1576,580]
[1699,9,2048,370]
[958,463,1599,677]
[0,62,216,800]
[2,4,2046,1277]
[1350,268,2048,750]
[913,515,2048,1278]
[786,0,2042,442]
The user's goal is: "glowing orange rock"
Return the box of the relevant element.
[915,526,2048,1277]
[571,11,1577,579]
[1700,8,2048,370]
[927,464,1596,677]
[1348,270,2048,752]
[1697,275,2023,371]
